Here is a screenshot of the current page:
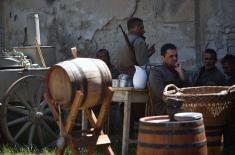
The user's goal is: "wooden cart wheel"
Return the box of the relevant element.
[1,75,58,148]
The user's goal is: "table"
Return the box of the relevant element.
[112,87,148,155]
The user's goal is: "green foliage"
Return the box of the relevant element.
[0,145,54,155]
[0,142,137,155]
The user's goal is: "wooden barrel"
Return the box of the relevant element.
[204,117,224,155]
[205,124,224,155]
[45,58,112,109]
[137,115,207,155]
[223,107,235,147]
[203,107,234,155]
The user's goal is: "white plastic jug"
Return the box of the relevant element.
[133,65,147,89]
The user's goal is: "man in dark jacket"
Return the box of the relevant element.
[221,54,235,86]
[221,54,235,146]
[96,49,119,79]
[149,43,190,115]
[192,49,226,86]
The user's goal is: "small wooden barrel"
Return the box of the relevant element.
[137,115,207,155]
[45,58,112,109]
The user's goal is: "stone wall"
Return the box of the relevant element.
[0,1,3,51]
[200,0,235,61]
[1,0,235,70]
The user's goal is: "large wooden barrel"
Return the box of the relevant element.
[204,117,224,155]
[205,124,223,155]
[137,115,207,155]
[45,58,112,109]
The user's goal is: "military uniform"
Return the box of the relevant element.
[117,33,149,77]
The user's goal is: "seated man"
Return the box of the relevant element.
[221,54,235,146]
[149,43,190,115]
[96,49,121,137]
[192,49,226,86]
[221,54,235,85]
[96,49,119,79]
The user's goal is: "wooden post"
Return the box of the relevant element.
[71,47,78,58]
[84,87,114,155]
[96,87,114,131]
[65,91,84,133]
[44,91,84,155]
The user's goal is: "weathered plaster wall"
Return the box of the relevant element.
[2,0,235,70]
[3,0,137,61]
[200,0,235,63]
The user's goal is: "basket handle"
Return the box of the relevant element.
[228,85,235,93]
[163,84,181,94]
[228,85,235,102]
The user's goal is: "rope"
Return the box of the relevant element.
[58,104,62,137]
[35,39,46,67]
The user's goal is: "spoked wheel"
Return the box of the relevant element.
[1,75,58,148]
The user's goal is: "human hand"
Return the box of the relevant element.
[174,62,186,81]
[174,62,182,72]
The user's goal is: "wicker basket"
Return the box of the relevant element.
[163,84,235,122]
[163,84,235,155]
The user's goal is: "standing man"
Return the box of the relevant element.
[192,49,226,86]
[117,17,155,79]
[149,43,190,115]
[117,17,155,137]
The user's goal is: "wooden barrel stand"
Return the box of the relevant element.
[44,58,114,155]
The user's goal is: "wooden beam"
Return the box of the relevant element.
[65,91,84,133]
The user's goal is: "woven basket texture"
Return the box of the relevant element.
[163,84,235,121]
